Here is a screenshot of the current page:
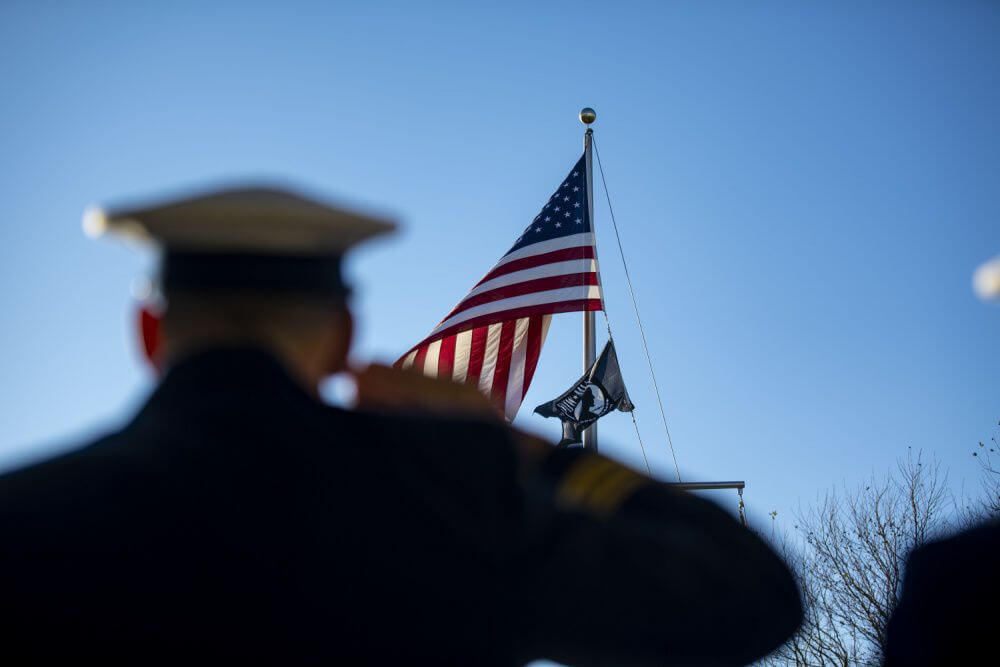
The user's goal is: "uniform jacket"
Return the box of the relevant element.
[0,347,800,665]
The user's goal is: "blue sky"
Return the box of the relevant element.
[1,1,998,533]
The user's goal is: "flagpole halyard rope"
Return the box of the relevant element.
[597,316,653,477]
[593,138,682,483]
[629,411,653,477]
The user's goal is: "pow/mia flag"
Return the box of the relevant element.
[534,339,634,446]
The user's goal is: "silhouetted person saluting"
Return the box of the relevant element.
[0,185,800,665]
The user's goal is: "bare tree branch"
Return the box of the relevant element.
[758,450,954,666]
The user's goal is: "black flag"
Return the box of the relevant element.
[534,340,634,446]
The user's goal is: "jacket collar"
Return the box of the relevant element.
[140,345,320,418]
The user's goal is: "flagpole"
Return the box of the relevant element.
[580,107,598,452]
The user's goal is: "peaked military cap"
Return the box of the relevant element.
[83,185,396,297]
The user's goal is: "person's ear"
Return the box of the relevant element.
[138,304,165,374]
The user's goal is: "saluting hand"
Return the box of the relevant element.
[351,363,502,420]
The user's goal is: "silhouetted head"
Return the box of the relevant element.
[84,185,396,392]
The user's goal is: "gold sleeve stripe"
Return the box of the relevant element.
[555,457,618,508]
[555,456,649,516]
[584,466,647,517]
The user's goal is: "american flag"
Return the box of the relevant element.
[397,154,603,420]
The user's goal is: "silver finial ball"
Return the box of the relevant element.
[579,107,597,125]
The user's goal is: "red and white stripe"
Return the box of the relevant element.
[397,231,602,420]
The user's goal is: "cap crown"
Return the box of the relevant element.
[85,185,396,255]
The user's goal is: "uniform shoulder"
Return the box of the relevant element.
[339,407,512,448]
[337,408,520,485]
[0,429,139,512]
